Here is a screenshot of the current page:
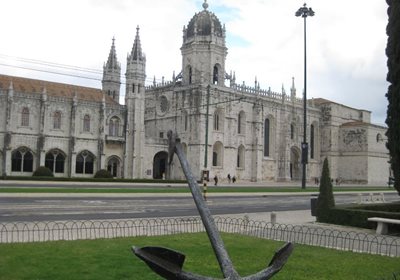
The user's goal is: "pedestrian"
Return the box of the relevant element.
[232,175,236,183]
[227,173,231,183]
[214,175,218,186]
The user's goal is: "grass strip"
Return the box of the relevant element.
[0,233,398,279]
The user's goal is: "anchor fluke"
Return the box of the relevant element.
[268,242,293,270]
[133,246,186,280]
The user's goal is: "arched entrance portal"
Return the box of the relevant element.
[107,156,121,178]
[290,146,301,181]
[153,151,168,179]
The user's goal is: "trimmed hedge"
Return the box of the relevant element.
[94,169,113,179]
[32,166,54,177]
[0,176,186,184]
[322,202,400,232]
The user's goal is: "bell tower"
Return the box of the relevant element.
[124,26,146,179]
[102,38,121,103]
[181,1,227,86]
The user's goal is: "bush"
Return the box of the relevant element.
[32,166,54,177]
[94,169,113,179]
[322,202,400,232]
[316,158,335,222]
[0,176,186,183]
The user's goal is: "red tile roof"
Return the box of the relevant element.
[0,74,118,104]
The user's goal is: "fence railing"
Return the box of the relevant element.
[1,216,399,257]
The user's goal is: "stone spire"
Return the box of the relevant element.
[102,37,121,103]
[290,77,296,98]
[104,37,120,71]
[129,26,145,62]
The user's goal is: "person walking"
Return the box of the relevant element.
[213,175,218,186]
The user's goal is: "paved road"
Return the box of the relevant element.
[1,192,398,222]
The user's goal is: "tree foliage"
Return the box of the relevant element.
[32,166,54,177]
[386,0,400,195]
[316,158,335,222]
[94,169,113,179]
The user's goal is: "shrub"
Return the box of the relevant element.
[32,166,54,177]
[316,158,335,222]
[94,169,113,179]
[325,202,400,232]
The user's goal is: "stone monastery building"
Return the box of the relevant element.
[0,1,389,184]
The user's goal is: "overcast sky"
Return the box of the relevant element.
[0,0,389,125]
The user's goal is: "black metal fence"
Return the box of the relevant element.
[1,216,399,257]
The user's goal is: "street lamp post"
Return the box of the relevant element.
[296,3,314,189]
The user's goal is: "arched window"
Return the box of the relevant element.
[238,111,245,134]
[11,148,33,172]
[213,65,219,84]
[109,117,120,136]
[310,124,315,159]
[21,107,30,126]
[83,115,91,132]
[264,119,270,157]
[45,150,65,173]
[53,111,62,129]
[182,111,189,131]
[212,141,223,167]
[290,123,295,140]
[11,151,22,172]
[75,151,94,174]
[188,66,192,84]
[214,110,222,131]
[23,152,33,172]
[237,145,245,168]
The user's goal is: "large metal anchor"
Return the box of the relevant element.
[132,131,293,279]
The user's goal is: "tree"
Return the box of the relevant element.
[316,158,335,222]
[94,169,113,179]
[386,0,400,195]
[32,166,54,177]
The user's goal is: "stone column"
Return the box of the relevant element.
[68,96,77,177]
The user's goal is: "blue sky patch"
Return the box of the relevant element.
[227,33,251,48]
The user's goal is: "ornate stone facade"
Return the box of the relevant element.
[0,2,389,184]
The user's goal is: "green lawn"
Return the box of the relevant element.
[0,186,393,193]
[0,233,398,279]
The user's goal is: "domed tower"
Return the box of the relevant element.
[102,38,121,103]
[181,0,227,86]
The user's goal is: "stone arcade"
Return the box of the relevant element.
[0,2,389,184]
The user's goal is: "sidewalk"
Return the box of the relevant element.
[219,209,315,225]
[217,209,380,235]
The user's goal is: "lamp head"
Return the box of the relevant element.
[295,3,315,18]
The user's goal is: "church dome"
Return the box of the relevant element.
[186,1,223,38]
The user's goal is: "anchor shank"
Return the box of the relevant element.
[174,141,239,279]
